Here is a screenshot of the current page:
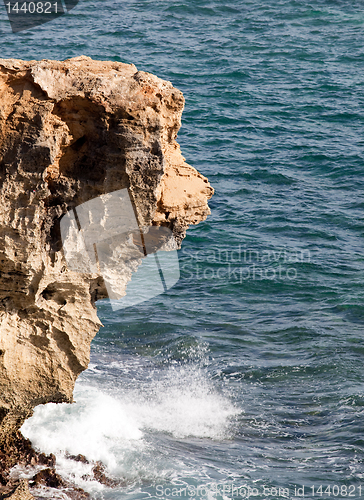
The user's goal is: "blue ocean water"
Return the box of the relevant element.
[2,0,364,498]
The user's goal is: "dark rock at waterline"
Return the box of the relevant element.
[0,432,54,487]
[30,468,66,488]
[92,461,120,487]
[66,453,89,464]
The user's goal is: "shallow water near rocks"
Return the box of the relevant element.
[2,0,364,498]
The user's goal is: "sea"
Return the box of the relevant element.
[1,1,364,499]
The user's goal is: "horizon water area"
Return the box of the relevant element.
[1,0,364,499]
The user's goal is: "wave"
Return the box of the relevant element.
[20,358,238,494]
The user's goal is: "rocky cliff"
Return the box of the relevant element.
[0,55,213,488]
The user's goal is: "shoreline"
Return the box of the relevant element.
[0,432,122,499]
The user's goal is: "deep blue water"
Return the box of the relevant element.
[2,1,364,499]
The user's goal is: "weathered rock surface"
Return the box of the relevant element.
[0,55,213,464]
[1,479,34,500]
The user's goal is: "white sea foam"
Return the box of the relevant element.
[119,365,238,440]
[20,361,238,493]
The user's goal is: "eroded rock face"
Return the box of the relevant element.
[0,56,213,445]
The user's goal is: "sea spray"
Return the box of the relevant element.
[21,352,238,494]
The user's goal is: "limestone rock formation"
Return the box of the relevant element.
[0,56,213,452]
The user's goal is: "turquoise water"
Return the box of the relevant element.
[2,1,364,498]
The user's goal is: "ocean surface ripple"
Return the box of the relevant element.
[2,0,364,498]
